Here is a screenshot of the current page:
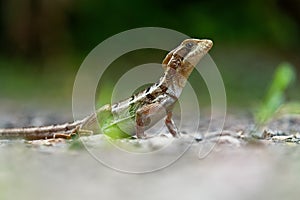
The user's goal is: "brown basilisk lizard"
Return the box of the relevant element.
[0,39,213,140]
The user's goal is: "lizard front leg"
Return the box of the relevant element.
[135,103,161,139]
[135,103,180,138]
[165,111,180,138]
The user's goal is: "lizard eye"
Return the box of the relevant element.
[185,42,194,49]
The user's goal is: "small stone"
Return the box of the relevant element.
[212,135,242,147]
[295,133,300,139]
[271,135,294,142]
[26,138,66,146]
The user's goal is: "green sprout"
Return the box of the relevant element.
[255,62,296,125]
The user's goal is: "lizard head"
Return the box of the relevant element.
[162,39,213,79]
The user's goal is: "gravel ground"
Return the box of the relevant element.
[0,106,300,200]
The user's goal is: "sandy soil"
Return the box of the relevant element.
[0,107,300,200]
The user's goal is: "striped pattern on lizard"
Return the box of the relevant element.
[0,39,213,140]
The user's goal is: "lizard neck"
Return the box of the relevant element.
[161,51,195,90]
[157,66,189,99]
[161,63,192,89]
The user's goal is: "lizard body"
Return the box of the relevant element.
[0,39,213,140]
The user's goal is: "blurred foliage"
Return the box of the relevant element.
[0,0,299,105]
[1,0,299,60]
[255,62,296,125]
[276,102,300,116]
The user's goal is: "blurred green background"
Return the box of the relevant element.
[0,0,299,109]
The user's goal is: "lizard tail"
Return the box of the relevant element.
[0,119,85,140]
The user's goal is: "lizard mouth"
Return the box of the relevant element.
[188,39,213,56]
[196,39,213,52]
